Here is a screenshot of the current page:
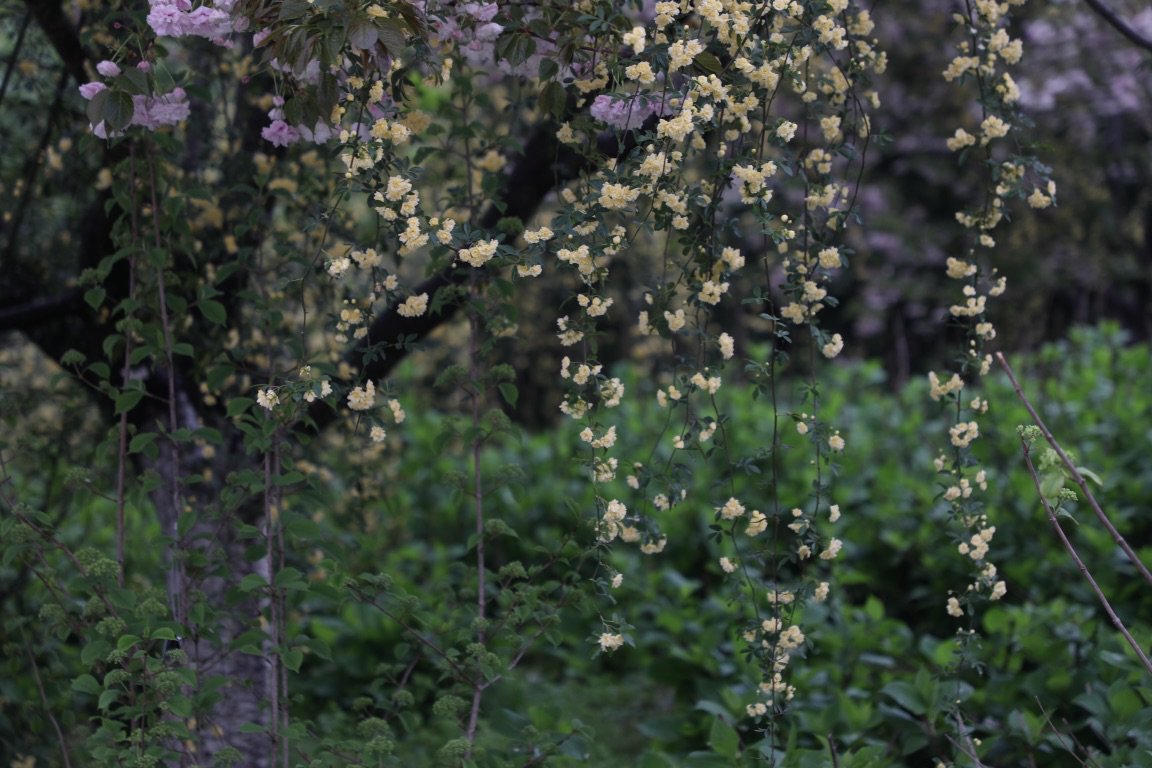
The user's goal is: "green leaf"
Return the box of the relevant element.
[1078,467,1104,486]
[198,299,227,326]
[167,694,193,718]
[1039,472,1065,501]
[129,432,159,455]
[84,286,106,310]
[377,19,408,52]
[97,689,119,711]
[693,51,723,75]
[282,647,304,673]
[498,382,519,407]
[273,567,304,589]
[116,634,141,652]
[881,681,927,716]
[150,627,178,641]
[86,88,110,127]
[238,573,268,592]
[227,397,254,418]
[81,639,111,667]
[72,673,101,695]
[117,67,149,95]
[115,390,144,415]
[274,470,306,487]
[348,19,378,51]
[104,89,135,132]
[539,80,566,120]
[707,717,740,759]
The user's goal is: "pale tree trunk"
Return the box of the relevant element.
[145,381,274,767]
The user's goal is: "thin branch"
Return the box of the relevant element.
[1017,435,1152,678]
[2,67,70,276]
[1034,698,1096,767]
[0,290,84,334]
[1080,0,1152,54]
[23,635,74,768]
[996,352,1152,587]
[947,713,989,768]
[0,9,32,109]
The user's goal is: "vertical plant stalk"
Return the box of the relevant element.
[1016,434,1152,678]
[264,434,288,766]
[996,352,1152,587]
[146,147,187,626]
[116,149,142,587]
[464,284,487,755]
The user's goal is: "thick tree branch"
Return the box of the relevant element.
[24,0,89,85]
[1080,0,1152,54]
[0,290,83,334]
[301,121,640,433]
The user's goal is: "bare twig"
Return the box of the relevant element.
[1080,0,1152,54]
[996,352,1152,587]
[1017,435,1152,678]
[23,635,74,768]
[1034,698,1096,767]
[947,712,990,768]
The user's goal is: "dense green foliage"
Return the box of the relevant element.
[5,324,1150,766]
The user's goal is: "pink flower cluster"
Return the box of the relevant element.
[260,97,337,148]
[589,94,664,131]
[79,62,190,138]
[147,0,239,46]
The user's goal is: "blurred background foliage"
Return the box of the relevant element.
[2,0,1151,410]
[4,323,1151,765]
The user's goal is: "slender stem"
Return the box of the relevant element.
[1018,436,1152,678]
[996,352,1152,587]
[464,283,487,754]
[116,149,143,587]
[264,443,280,760]
[273,438,290,768]
[146,147,188,631]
